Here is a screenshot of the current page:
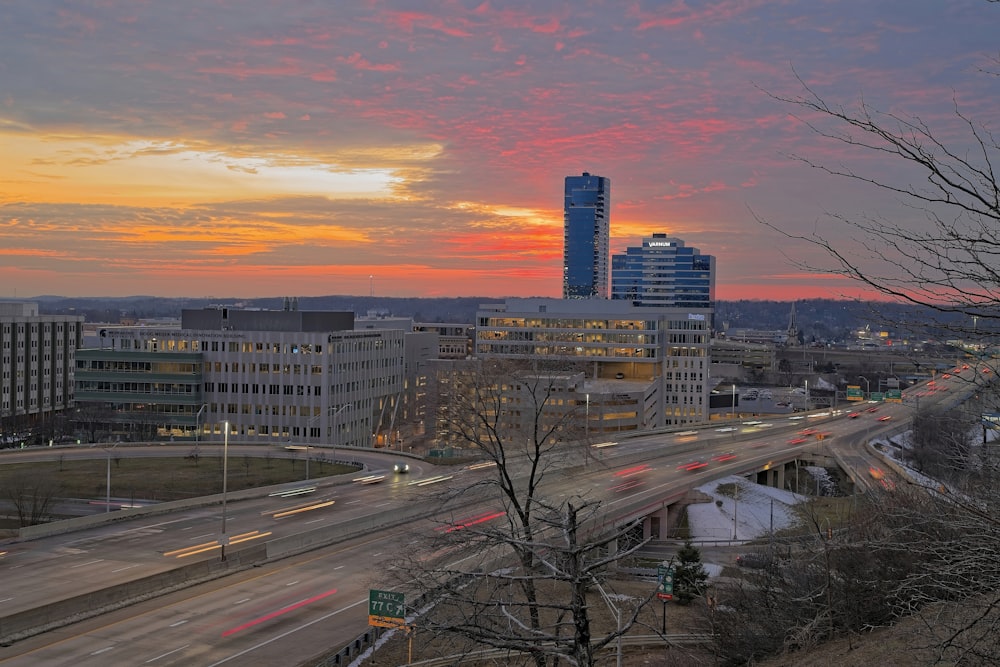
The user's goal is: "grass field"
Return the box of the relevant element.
[0,454,357,505]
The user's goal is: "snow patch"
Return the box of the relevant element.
[686,475,806,542]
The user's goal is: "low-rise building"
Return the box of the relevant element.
[75,306,419,448]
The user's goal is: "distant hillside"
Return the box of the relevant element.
[24,295,980,343]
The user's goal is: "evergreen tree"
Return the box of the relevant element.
[674,540,708,605]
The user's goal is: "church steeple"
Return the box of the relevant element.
[787,302,799,345]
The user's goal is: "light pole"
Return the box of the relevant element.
[220,420,229,561]
[585,393,590,437]
[195,404,207,444]
[331,404,350,460]
[858,375,870,399]
[104,441,119,513]
[592,577,622,667]
[731,383,736,420]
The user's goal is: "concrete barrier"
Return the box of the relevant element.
[14,461,365,541]
[1,473,441,646]
[0,543,268,645]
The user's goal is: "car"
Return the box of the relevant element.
[798,427,818,436]
[848,412,860,419]
[715,426,738,433]
[866,406,879,413]
[868,466,885,480]
[712,452,738,462]
[676,460,708,472]
[393,462,410,473]
[878,415,892,422]
[787,437,808,445]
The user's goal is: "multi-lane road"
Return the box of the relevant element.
[0,366,980,665]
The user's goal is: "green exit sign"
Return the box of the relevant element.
[369,589,406,629]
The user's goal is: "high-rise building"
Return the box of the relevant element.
[0,302,83,443]
[611,234,715,309]
[563,172,610,299]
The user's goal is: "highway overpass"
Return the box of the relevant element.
[0,365,982,665]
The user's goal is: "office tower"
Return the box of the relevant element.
[0,302,83,442]
[611,234,715,309]
[563,172,610,299]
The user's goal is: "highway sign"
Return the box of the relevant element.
[656,565,675,601]
[846,385,864,401]
[871,392,885,402]
[885,389,903,403]
[369,589,406,629]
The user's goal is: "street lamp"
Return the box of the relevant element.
[585,393,590,437]
[731,384,736,420]
[220,420,229,561]
[858,376,870,398]
[104,441,120,513]
[194,404,207,444]
[331,404,350,460]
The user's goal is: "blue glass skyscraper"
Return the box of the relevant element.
[563,172,610,299]
[611,234,715,309]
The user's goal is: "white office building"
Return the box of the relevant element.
[90,307,407,447]
[475,298,712,429]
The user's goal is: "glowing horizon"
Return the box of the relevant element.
[1,2,994,301]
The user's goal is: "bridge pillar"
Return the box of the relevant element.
[775,464,786,490]
[643,506,669,539]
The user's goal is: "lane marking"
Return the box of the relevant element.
[112,564,141,573]
[72,559,104,568]
[145,644,190,663]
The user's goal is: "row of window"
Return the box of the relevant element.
[205,382,323,396]
[78,381,197,395]
[475,344,661,358]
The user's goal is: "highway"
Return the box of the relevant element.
[0,365,981,665]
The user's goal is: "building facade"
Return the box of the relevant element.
[0,302,84,444]
[611,234,715,309]
[563,172,610,299]
[75,307,411,448]
[475,298,712,428]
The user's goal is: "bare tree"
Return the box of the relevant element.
[750,59,1000,662]
[757,69,1000,346]
[3,476,60,527]
[389,358,651,666]
[908,406,978,482]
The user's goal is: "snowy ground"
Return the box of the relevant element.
[687,475,805,543]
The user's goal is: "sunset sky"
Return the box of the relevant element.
[1,1,996,301]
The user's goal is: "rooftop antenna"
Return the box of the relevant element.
[370,275,374,297]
